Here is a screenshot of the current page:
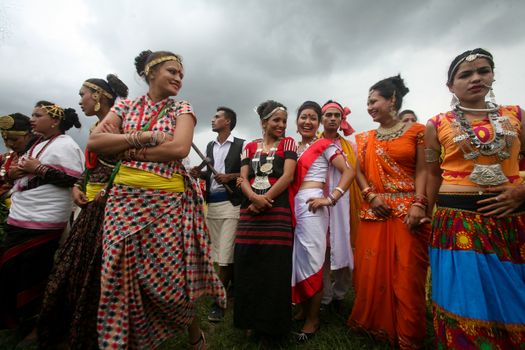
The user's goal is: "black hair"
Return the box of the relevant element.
[134,50,183,84]
[35,100,81,133]
[297,101,322,122]
[216,106,237,130]
[447,48,494,86]
[369,74,409,112]
[399,109,417,120]
[85,74,129,106]
[9,113,32,132]
[256,100,287,120]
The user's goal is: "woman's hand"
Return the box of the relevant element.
[72,186,88,207]
[477,184,525,217]
[306,197,331,213]
[404,205,431,232]
[8,166,25,180]
[17,157,40,174]
[236,177,244,188]
[94,190,108,204]
[369,196,392,219]
[251,194,273,211]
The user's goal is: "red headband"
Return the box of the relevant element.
[321,102,355,136]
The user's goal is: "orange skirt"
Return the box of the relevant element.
[348,218,429,349]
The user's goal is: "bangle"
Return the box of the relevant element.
[326,196,335,206]
[412,202,427,210]
[328,193,337,206]
[335,187,345,196]
[35,164,48,178]
[362,186,372,196]
[413,194,429,207]
[367,193,378,203]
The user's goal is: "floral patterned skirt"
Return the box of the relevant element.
[430,193,525,349]
[38,198,106,349]
[98,180,225,350]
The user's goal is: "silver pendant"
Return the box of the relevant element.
[469,163,507,186]
[252,175,271,191]
[259,162,273,174]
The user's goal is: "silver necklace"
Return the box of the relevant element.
[251,141,279,193]
[451,103,516,186]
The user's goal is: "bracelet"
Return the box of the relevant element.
[413,194,429,207]
[157,132,167,145]
[367,193,378,203]
[326,195,335,206]
[328,193,337,206]
[362,186,373,196]
[412,202,427,210]
[35,164,48,178]
[335,186,345,196]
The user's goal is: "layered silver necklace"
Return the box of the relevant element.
[451,102,516,186]
[251,141,278,193]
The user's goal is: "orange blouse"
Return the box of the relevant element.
[356,123,425,221]
[429,105,522,187]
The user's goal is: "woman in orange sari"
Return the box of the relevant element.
[348,75,430,349]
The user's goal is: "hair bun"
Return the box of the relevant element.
[391,74,409,97]
[134,50,153,76]
[106,74,129,98]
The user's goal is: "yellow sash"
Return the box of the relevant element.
[114,165,185,192]
[320,133,362,248]
[339,137,363,248]
[86,183,106,202]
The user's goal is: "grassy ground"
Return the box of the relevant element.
[158,292,435,350]
[0,289,434,349]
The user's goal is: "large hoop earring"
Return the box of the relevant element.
[92,92,101,112]
[450,93,460,109]
[389,106,397,119]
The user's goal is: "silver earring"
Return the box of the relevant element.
[487,83,497,105]
[450,94,460,109]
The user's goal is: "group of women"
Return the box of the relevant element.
[0,46,522,350]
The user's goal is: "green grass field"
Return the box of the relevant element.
[158,293,434,350]
[0,288,434,349]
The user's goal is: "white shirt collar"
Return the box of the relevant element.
[214,133,234,145]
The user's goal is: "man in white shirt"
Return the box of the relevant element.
[191,107,245,322]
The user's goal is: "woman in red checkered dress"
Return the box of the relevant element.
[88,50,224,350]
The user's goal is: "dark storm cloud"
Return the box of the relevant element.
[1,0,524,161]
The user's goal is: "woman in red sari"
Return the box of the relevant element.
[348,75,430,349]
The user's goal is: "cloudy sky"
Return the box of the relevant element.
[1,0,524,164]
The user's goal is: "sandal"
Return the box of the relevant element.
[189,330,206,350]
[294,324,321,343]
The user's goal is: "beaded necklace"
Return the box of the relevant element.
[376,121,406,141]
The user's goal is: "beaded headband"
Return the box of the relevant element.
[83,81,113,99]
[262,106,287,120]
[144,55,182,76]
[41,104,65,120]
[1,130,29,138]
[448,52,494,84]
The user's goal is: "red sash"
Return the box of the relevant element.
[289,138,333,227]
